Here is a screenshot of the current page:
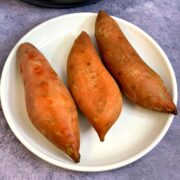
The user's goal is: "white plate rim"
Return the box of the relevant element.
[0,12,178,172]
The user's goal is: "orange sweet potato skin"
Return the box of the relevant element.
[67,32,122,141]
[17,43,80,163]
[95,10,177,114]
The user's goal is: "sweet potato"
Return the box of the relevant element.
[17,43,80,163]
[67,31,122,141]
[95,10,177,115]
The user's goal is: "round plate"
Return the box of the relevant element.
[1,13,177,172]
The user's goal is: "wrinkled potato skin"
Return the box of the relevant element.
[95,10,177,115]
[67,32,122,141]
[17,43,80,163]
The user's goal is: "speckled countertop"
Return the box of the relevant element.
[0,0,180,179]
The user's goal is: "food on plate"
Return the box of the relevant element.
[67,31,122,141]
[17,42,80,163]
[95,10,177,115]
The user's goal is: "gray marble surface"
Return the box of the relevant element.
[0,0,180,179]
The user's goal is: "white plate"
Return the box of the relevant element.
[1,13,177,172]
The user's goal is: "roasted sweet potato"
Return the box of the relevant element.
[67,31,122,141]
[17,43,80,163]
[95,10,177,114]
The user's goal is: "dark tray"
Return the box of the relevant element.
[21,0,102,8]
